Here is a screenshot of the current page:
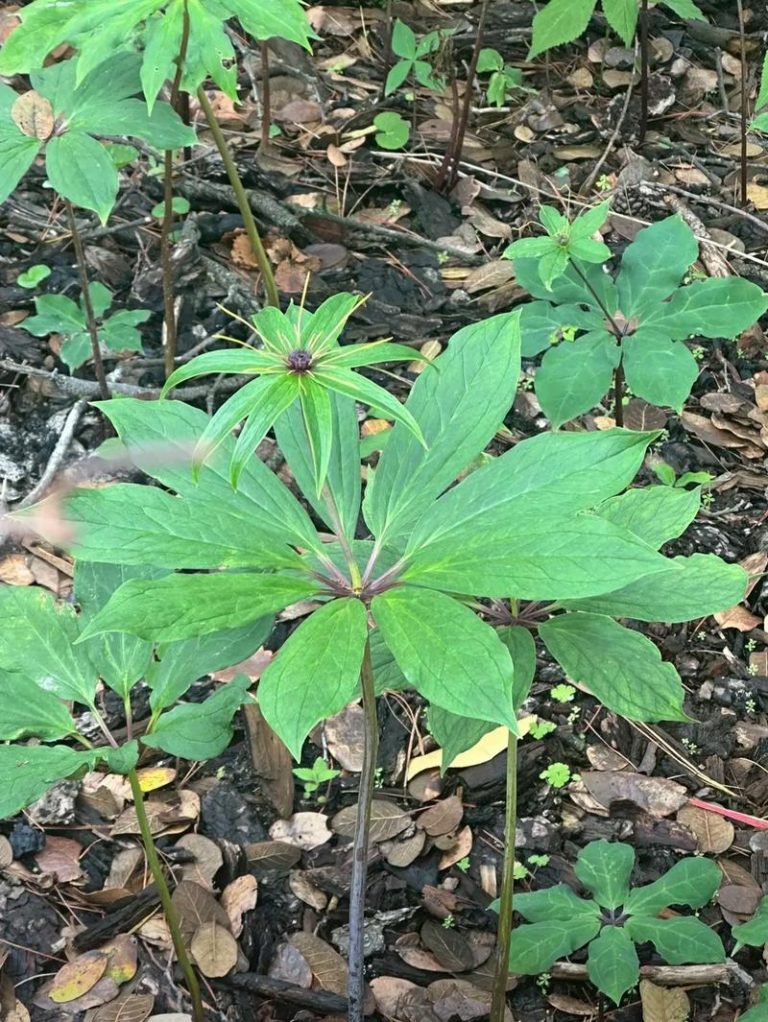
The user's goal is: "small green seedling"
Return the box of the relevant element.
[539,762,576,788]
[528,854,550,868]
[373,111,410,151]
[505,840,724,1003]
[456,856,471,873]
[529,0,706,59]
[151,196,191,219]
[21,282,150,370]
[529,719,557,740]
[476,48,524,107]
[384,20,452,96]
[293,757,340,797]
[651,461,713,489]
[17,264,51,288]
[507,212,768,428]
[550,683,576,703]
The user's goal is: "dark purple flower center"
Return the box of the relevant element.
[286,349,313,373]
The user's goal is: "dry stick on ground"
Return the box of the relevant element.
[581,57,636,194]
[65,201,109,400]
[260,42,272,152]
[550,962,732,986]
[735,0,749,205]
[18,400,86,509]
[160,0,191,379]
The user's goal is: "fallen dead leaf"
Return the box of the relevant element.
[34,836,82,882]
[92,992,155,1022]
[370,976,421,1017]
[49,951,109,1003]
[177,834,223,890]
[220,875,258,937]
[289,871,328,911]
[171,880,231,945]
[639,979,689,1022]
[417,795,464,838]
[581,772,688,817]
[289,933,348,996]
[438,825,473,870]
[270,811,332,850]
[677,805,734,854]
[420,919,474,973]
[245,840,302,874]
[333,801,410,843]
[190,921,238,978]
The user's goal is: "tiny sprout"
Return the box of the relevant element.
[456,856,471,873]
[746,638,757,652]
[596,174,612,191]
[746,697,757,714]
[513,861,529,881]
[550,683,576,703]
[293,757,340,797]
[681,737,699,755]
[528,853,550,868]
[747,664,759,677]
[540,762,573,788]
[536,973,551,993]
[442,914,456,929]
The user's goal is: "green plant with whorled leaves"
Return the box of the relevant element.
[499,840,724,1004]
[0,51,194,223]
[21,282,150,371]
[506,210,768,428]
[12,299,748,1022]
[384,20,452,96]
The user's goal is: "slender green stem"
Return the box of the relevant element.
[347,638,377,1022]
[490,732,518,1022]
[128,769,204,1022]
[161,0,191,379]
[196,86,279,309]
[65,201,109,400]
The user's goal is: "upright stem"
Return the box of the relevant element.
[736,0,748,205]
[613,362,625,427]
[347,638,377,1022]
[490,733,518,1022]
[161,0,191,379]
[434,0,489,193]
[65,202,109,400]
[638,0,649,145]
[196,86,280,308]
[128,769,204,1022]
[260,42,272,152]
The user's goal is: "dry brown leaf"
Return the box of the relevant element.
[639,979,689,1022]
[677,805,734,854]
[370,976,421,1016]
[11,90,54,139]
[438,825,473,870]
[717,883,761,920]
[177,834,223,890]
[713,604,762,631]
[270,811,332,850]
[624,399,667,431]
[245,840,302,873]
[171,880,231,945]
[289,871,328,911]
[101,935,138,984]
[428,978,495,1019]
[268,943,313,987]
[49,951,109,1003]
[322,704,364,772]
[34,835,83,882]
[547,992,596,1016]
[190,921,238,978]
[35,976,118,1013]
[0,553,34,585]
[290,933,348,996]
[220,875,258,937]
[406,726,511,781]
[418,795,464,837]
[747,183,768,209]
[420,919,474,973]
[0,836,12,868]
[381,829,426,868]
[581,771,688,817]
[92,992,155,1022]
[332,801,410,843]
[394,933,446,973]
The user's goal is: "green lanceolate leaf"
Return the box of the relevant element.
[574,840,634,909]
[621,330,699,411]
[732,897,768,950]
[0,745,96,819]
[78,572,320,642]
[641,277,768,340]
[0,587,97,707]
[142,675,252,760]
[92,398,322,556]
[230,0,312,49]
[616,216,698,317]
[601,0,639,44]
[371,587,518,732]
[62,483,305,570]
[428,706,496,770]
[625,916,725,965]
[514,884,600,924]
[370,627,409,694]
[561,554,748,622]
[44,131,117,224]
[258,598,369,760]
[161,349,283,392]
[148,616,274,716]
[297,375,333,496]
[587,926,639,1004]
[364,312,521,545]
[75,561,160,700]
[624,857,721,917]
[498,625,537,710]
[594,485,700,550]
[275,392,361,540]
[314,366,425,449]
[509,916,602,974]
[539,613,689,722]
[0,675,76,742]
[536,330,619,428]
[529,0,597,58]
